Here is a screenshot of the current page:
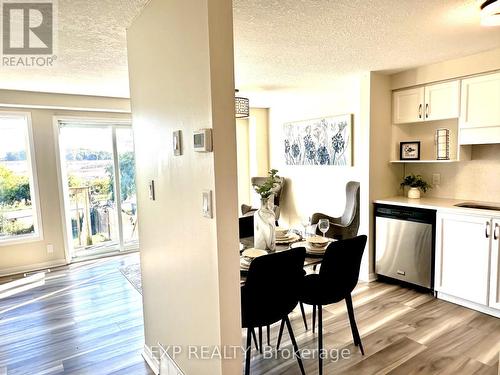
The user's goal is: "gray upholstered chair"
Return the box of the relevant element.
[312,181,360,240]
[241,176,285,221]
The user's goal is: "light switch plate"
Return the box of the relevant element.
[202,190,213,218]
[149,180,156,201]
[173,130,182,156]
[432,173,441,185]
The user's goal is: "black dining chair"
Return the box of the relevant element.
[298,235,367,375]
[241,247,306,375]
[239,215,254,239]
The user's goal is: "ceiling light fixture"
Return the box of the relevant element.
[235,89,250,119]
[480,0,500,26]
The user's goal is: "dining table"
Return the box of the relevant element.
[239,234,334,285]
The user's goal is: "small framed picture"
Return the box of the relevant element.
[173,130,182,156]
[400,141,420,160]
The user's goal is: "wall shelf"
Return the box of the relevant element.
[390,159,459,164]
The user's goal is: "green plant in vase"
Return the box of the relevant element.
[400,174,432,199]
[253,169,280,199]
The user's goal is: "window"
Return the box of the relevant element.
[0,113,42,243]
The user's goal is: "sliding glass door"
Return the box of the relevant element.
[57,121,138,259]
[116,128,139,251]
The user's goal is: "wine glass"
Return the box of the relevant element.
[301,216,311,238]
[318,219,330,238]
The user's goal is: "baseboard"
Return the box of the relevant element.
[142,345,160,375]
[157,343,185,375]
[0,272,45,293]
[437,292,500,319]
[358,273,378,283]
[0,259,67,278]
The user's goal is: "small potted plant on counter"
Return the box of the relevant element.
[400,174,432,199]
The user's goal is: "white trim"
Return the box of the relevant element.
[53,117,72,263]
[0,233,44,247]
[0,259,66,278]
[157,342,185,375]
[111,126,125,252]
[0,111,43,245]
[0,103,131,114]
[358,273,378,283]
[437,291,500,319]
[56,115,131,126]
[25,112,44,241]
[0,272,45,293]
[142,345,160,375]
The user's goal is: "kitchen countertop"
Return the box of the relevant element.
[374,196,500,217]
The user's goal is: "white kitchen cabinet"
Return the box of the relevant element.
[424,81,460,122]
[460,72,500,145]
[393,81,460,124]
[490,220,500,310]
[435,213,491,305]
[393,87,425,124]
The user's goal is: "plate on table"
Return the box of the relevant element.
[240,257,252,271]
[306,236,329,247]
[275,227,289,237]
[242,248,268,259]
[291,240,328,256]
[276,232,301,244]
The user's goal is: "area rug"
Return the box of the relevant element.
[119,263,142,294]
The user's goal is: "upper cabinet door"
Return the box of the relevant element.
[393,87,424,124]
[490,220,500,310]
[436,213,491,306]
[424,81,460,121]
[460,72,500,129]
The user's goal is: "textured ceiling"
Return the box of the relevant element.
[0,1,499,98]
[0,0,148,98]
[233,0,500,92]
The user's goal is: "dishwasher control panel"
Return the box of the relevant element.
[375,204,436,224]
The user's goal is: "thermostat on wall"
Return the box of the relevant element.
[193,129,213,152]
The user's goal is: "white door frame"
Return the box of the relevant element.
[53,116,132,263]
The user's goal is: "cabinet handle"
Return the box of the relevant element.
[425,103,429,118]
[486,222,491,238]
[495,223,499,241]
[418,104,422,119]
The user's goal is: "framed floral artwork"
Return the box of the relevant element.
[283,114,352,166]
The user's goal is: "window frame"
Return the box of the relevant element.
[0,111,43,246]
[53,115,132,263]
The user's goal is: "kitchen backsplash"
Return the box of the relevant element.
[405,144,500,203]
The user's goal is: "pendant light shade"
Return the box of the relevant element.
[480,0,500,26]
[235,89,250,119]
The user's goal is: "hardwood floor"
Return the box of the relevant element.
[2,255,499,375]
[246,281,500,375]
[0,253,153,375]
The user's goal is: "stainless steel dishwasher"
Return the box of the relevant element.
[375,204,436,289]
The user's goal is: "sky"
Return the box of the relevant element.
[0,117,28,156]
[60,127,134,152]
